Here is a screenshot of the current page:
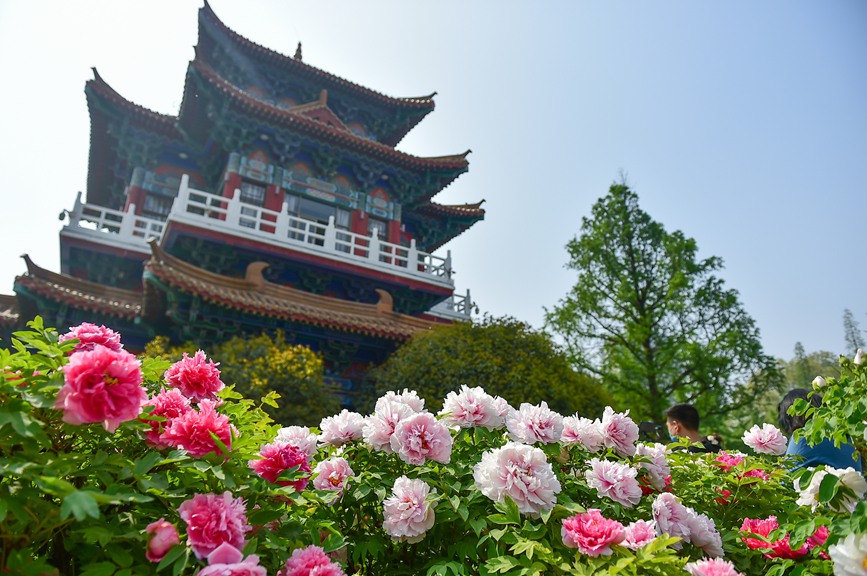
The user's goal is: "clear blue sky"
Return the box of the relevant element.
[0,1,864,361]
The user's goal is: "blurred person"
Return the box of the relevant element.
[665,403,721,453]
[778,388,862,471]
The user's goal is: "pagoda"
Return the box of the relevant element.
[0,3,484,405]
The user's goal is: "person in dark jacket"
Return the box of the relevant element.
[665,403,721,453]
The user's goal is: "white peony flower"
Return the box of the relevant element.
[828,532,867,576]
[274,426,318,462]
[438,385,501,429]
[505,401,563,444]
[561,416,605,452]
[795,466,867,513]
[855,348,864,366]
[811,375,827,389]
[473,442,561,517]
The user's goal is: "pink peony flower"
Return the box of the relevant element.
[600,406,639,457]
[651,493,692,549]
[684,558,744,576]
[584,458,642,507]
[473,442,561,517]
[249,442,310,490]
[278,545,346,576]
[634,443,670,491]
[622,520,657,550]
[688,511,724,557]
[741,468,771,481]
[55,346,146,432]
[59,322,123,353]
[198,543,266,576]
[561,509,625,557]
[164,350,224,402]
[143,388,192,449]
[178,492,250,560]
[491,396,514,425]
[319,410,365,446]
[312,457,354,498]
[807,525,828,550]
[561,416,604,452]
[376,389,425,413]
[439,385,500,428]
[382,476,436,543]
[362,399,414,453]
[505,401,563,444]
[274,426,319,462]
[741,423,787,456]
[740,516,779,550]
[161,399,234,458]
[389,412,453,466]
[714,451,745,472]
[145,518,179,563]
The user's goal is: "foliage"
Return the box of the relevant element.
[545,183,782,423]
[842,308,865,354]
[146,332,339,426]
[2,317,864,576]
[366,315,612,416]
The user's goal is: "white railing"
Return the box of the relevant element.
[428,289,474,321]
[60,191,165,252]
[169,175,453,284]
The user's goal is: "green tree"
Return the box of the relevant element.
[145,331,339,426]
[545,183,781,423]
[842,307,865,353]
[366,315,612,417]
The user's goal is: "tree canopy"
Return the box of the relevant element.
[366,315,612,417]
[545,183,781,423]
[145,332,339,426]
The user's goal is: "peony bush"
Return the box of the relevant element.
[1,318,866,575]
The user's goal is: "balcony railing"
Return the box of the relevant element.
[428,289,475,321]
[60,176,456,289]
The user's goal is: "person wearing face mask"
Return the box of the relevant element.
[665,403,721,453]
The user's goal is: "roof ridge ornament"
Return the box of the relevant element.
[245,261,270,289]
[294,42,302,61]
[375,289,394,315]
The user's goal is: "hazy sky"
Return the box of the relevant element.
[0,1,864,361]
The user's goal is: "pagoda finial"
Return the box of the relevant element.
[294,42,303,61]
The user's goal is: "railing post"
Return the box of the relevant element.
[171,174,191,218]
[276,199,290,241]
[119,203,137,240]
[226,189,242,227]
[408,239,419,274]
[68,191,84,227]
[464,289,473,318]
[323,215,337,252]
[368,228,380,264]
[445,250,453,278]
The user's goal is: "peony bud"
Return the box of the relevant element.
[811,376,827,389]
[854,348,864,365]
[145,518,179,563]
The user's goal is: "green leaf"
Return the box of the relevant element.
[61,490,100,521]
[818,472,840,503]
[133,451,164,476]
[156,545,185,572]
[469,517,487,537]
[79,562,117,576]
[321,532,346,553]
[0,498,7,522]
[485,555,521,573]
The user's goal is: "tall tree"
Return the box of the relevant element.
[842,308,865,353]
[545,183,781,423]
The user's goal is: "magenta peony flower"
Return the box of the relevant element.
[741,516,809,559]
[688,511,724,557]
[363,398,414,453]
[161,399,234,458]
[600,406,639,457]
[561,509,625,557]
[376,389,425,413]
[634,443,670,491]
[55,345,146,432]
[714,451,745,472]
[741,423,787,456]
[249,442,311,490]
[439,385,501,429]
[651,493,692,549]
[164,350,224,402]
[685,558,744,576]
[505,401,563,444]
[319,410,365,446]
[274,426,319,462]
[741,468,771,480]
[382,476,436,543]
[473,442,561,517]
[312,457,354,498]
[59,322,123,353]
[198,543,266,576]
[145,518,179,563]
[278,545,346,576]
[178,492,250,560]
[143,388,192,449]
[389,412,453,466]
[584,458,642,507]
[622,520,657,550]
[561,416,604,452]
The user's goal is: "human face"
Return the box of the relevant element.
[666,418,681,441]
